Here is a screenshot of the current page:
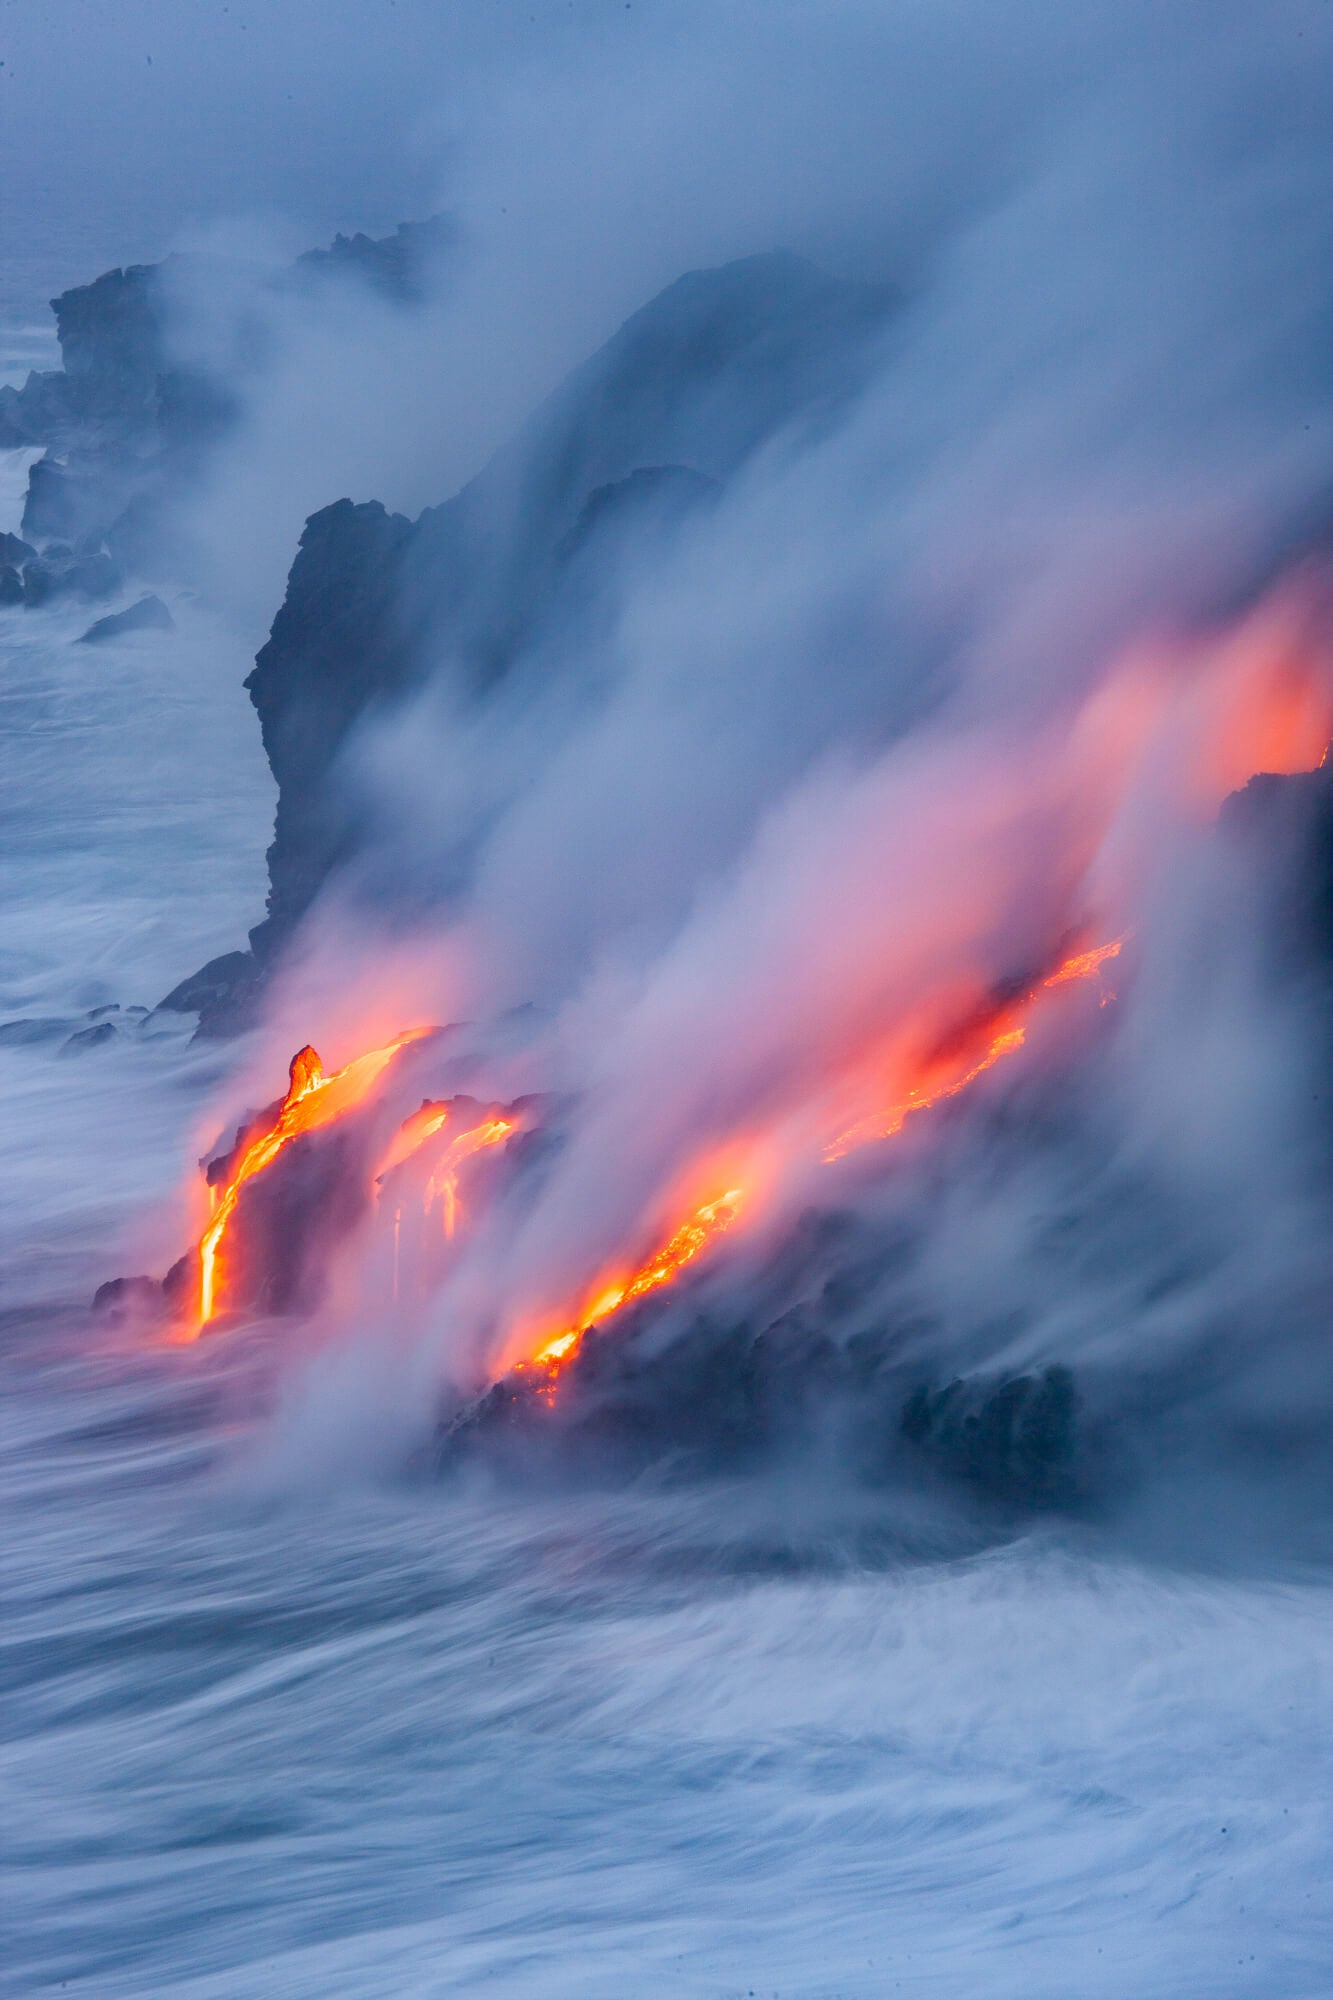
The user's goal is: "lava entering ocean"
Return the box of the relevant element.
[511,935,1122,1386]
[182,936,1122,1373]
[194,1028,433,1328]
[163,572,1333,1398]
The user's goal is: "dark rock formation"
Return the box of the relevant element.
[900,1367,1078,1504]
[224,252,894,994]
[245,498,416,960]
[78,593,175,644]
[1221,762,1333,975]
[50,264,166,431]
[0,566,21,607]
[0,1017,77,1047]
[0,217,457,570]
[92,1274,169,1322]
[554,463,720,570]
[60,1021,117,1053]
[0,533,35,568]
[438,1289,1085,1511]
[18,559,58,609]
[21,458,105,548]
[156,950,264,1038]
[19,547,120,608]
[295,214,456,304]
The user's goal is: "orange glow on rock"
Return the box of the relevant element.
[425,1117,518,1240]
[517,940,1124,1387]
[1043,939,1123,987]
[194,1028,430,1331]
[375,1102,522,1297]
[519,1187,746,1376]
[823,939,1121,1163]
[375,1101,452,1181]
[174,572,1333,1384]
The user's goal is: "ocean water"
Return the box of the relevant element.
[2,601,1332,1997]
[0,214,111,391]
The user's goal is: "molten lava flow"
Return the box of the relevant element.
[1043,939,1122,986]
[374,1100,524,1300]
[516,939,1124,1385]
[175,575,1333,1384]
[425,1117,518,1239]
[825,938,1123,1160]
[375,1101,452,1180]
[527,1188,745,1370]
[195,1029,429,1329]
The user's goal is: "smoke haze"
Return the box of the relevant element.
[173,2,1333,1479]
[8,7,1333,1995]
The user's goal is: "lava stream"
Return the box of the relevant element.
[527,1188,746,1370]
[824,938,1122,1161]
[195,1029,428,1328]
[425,1118,518,1239]
[514,937,1122,1386]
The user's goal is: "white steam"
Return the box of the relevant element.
[163,2,1333,1449]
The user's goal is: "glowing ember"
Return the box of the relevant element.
[195,1029,428,1329]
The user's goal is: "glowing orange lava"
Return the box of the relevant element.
[1042,939,1123,986]
[195,1028,429,1329]
[374,1100,521,1300]
[516,939,1124,1385]
[825,938,1122,1160]
[177,572,1333,1383]
[425,1117,518,1239]
[375,1101,452,1181]
[525,1187,745,1371]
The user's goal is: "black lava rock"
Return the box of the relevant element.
[0,1016,77,1046]
[295,214,457,305]
[239,253,895,970]
[68,551,121,599]
[92,1274,166,1320]
[78,593,175,643]
[19,547,120,608]
[20,558,59,607]
[900,1366,1079,1505]
[60,1021,118,1053]
[156,949,263,1037]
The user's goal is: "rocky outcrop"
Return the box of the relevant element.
[243,497,417,962]
[900,1368,1078,1504]
[48,264,173,433]
[0,217,456,573]
[0,532,36,568]
[156,949,265,1036]
[78,593,175,644]
[437,1294,1086,1511]
[295,214,455,305]
[1221,762,1333,970]
[18,545,120,608]
[0,257,228,560]
[212,252,894,1013]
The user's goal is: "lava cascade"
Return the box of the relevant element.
[514,938,1120,1384]
[195,1029,429,1327]
[177,575,1333,1382]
